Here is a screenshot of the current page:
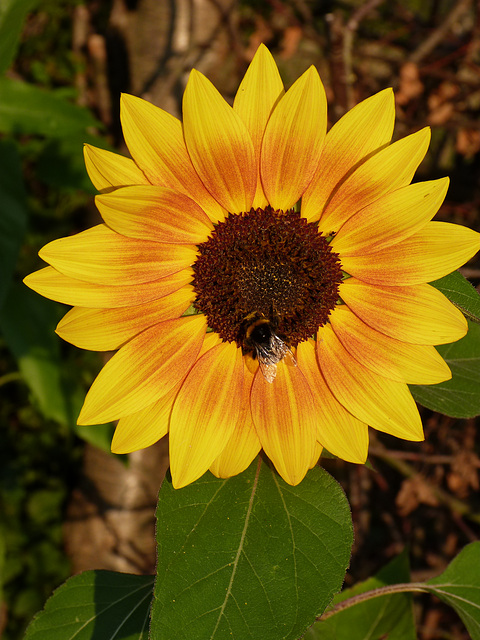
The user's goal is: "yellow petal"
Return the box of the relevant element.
[332,178,449,256]
[251,361,317,486]
[23,266,193,308]
[209,365,261,478]
[341,221,480,286]
[120,93,225,223]
[234,44,285,209]
[340,278,468,345]
[169,342,244,488]
[261,66,327,210]
[329,305,451,384]
[56,286,194,350]
[318,127,431,232]
[197,331,224,357]
[302,89,395,222]
[183,70,256,213]
[111,383,182,453]
[296,340,369,463]
[39,224,196,286]
[83,144,149,192]
[96,185,213,244]
[317,323,424,441]
[77,315,206,425]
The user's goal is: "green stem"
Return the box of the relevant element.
[318,582,431,621]
[0,371,23,387]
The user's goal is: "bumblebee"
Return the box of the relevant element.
[242,312,296,383]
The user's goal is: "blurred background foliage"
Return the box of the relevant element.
[1,0,480,638]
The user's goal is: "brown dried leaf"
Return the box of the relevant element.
[280,25,303,60]
[396,62,424,106]
[456,128,480,158]
[396,474,439,516]
[428,101,455,125]
[447,451,480,497]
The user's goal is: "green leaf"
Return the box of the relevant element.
[36,134,99,193]
[305,551,416,640]
[0,283,74,425]
[74,422,117,452]
[0,0,39,75]
[0,525,5,603]
[426,542,480,640]
[411,320,480,418]
[431,271,480,324]
[0,77,100,137]
[0,139,27,308]
[152,460,353,640]
[1,282,115,447]
[24,571,154,640]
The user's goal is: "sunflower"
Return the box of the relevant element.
[24,45,480,488]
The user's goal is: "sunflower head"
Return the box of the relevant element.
[192,206,343,349]
[24,44,480,489]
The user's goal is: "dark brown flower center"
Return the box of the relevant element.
[192,207,343,349]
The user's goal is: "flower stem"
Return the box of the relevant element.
[318,582,430,621]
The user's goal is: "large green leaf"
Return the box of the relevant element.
[152,460,353,640]
[431,271,480,324]
[411,320,480,418]
[0,139,27,308]
[0,77,99,137]
[0,0,39,75]
[426,542,480,640]
[24,571,154,640]
[305,551,416,640]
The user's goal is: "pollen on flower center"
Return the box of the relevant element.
[192,206,343,349]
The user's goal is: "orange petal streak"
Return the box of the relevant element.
[56,286,195,351]
[341,221,480,286]
[96,186,213,244]
[329,305,451,384]
[183,70,256,213]
[169,342,244,488]
[111,383,182,454]
[261,66,327,211]
[296,340,369,463]
[317,323,424,442]
[339,278,467,345]
[210,364,261,478]
[234,44,284,209]
[39,224,196,286]
[318,127,431,232]
[332,178,449,256]
[251,361,317,485]
[83,144,149,192]
[301,88,395,222]
[120,93,225,223]
[23,266,193,309]
[77,315,207,425]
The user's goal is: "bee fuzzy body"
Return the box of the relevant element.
[243,313,296,383]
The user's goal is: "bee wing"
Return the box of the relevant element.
[255,341,281,365]
[284,346,296,367]
[259,360,278,383]
[255,332,297,383]
[268,334,290,361]
[270,334,297,366]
